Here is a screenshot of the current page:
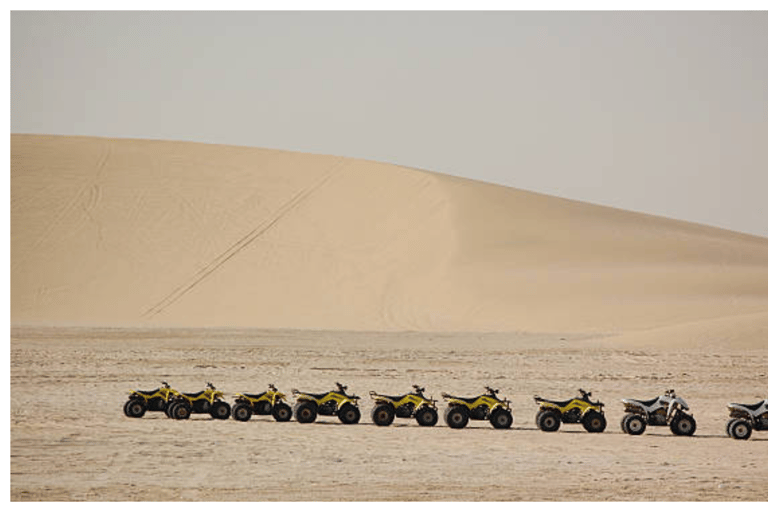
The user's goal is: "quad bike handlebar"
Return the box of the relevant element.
[579,388,592,398]
[268,383,277,392]
[161,381,170,388]
[207,382,216,390]
[485,386,500,397]
[336,382,348,393]
[413,384,425,395]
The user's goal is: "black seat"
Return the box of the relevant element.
[244,392,268,400]
[137,388,162,395]
[445,394,483,404]
[732,401,766,411]
[180,391,207,400]
[380,394,411,402]
[536,397,573,408]
[299,392,330,400]
[628,398,661,407]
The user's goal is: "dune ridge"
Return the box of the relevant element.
[11,134,768,346]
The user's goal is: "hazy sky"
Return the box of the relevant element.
[11,11,768,237]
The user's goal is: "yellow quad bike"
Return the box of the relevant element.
[441,386,514,429]
[534,388,607,433]
[369,385,439,427]
[231,384,292,422]
[292,382,361,424]
[167,382,231,420]
[124,381,177,418]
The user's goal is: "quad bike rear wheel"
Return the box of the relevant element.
[232,403,252,422]
[670,413,696,436]
[624,414,646,435]
[582,411,607,433]
[415,406,438,427]
[489,408,513,429]
[124,399,147,418]
[294,402,318,424]
[726,418,740,437]
[172,402,192,420]
[210,401,231,420]
[729,419,752,440]
[444,405,470,429]
[620,413,631,433]
[536,410,561,432]
[371,404,395,426]
[272,402,292,422]
[338,404,361,425]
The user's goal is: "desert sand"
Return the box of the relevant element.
[10,135,768,501]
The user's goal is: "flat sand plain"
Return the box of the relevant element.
[11,327,768,501]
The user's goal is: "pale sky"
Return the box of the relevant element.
[11,11,768,237]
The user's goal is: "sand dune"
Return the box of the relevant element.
[11,134,768,345]
[11,135,768,501]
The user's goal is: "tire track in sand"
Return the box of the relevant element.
[142,159,346,319]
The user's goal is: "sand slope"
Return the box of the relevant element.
[11,134,768,343]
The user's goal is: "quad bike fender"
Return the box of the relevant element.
[489,402,510,414]
[369,392,394,405]
[727,405,753,420]
[536,402,564,414]
[296,398,319,410]
[336,396,359,408]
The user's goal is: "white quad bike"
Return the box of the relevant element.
[725,398,768,440]
[620,389,696,436]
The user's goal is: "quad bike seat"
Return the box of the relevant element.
[137,388,163,395]
[300,392,332,400]
[731,401,766,411]
[180,391,208,400]
[378,393,411,402]
[536,398,574,408]
[626,398,661,407]
[444,394,485,404]
[244,392,268,400]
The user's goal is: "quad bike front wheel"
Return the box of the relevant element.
[623,414,646,435]
[232,403,253,422]
[272,402,292,422]
[210,401,231,420]
[670,413,696,436]
[729,419,752,440]
[338,404,361,425]
[371,404,395,426]
[536,410,561,432]
[294,402,318,424]
[124,399,147,418]
[489,408,513,429]
[582,411,607,433]
[444,406,470,429]
[415,407,438,427]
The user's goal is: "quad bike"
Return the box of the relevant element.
[620,389,696,436]
[533,388,606,433]
[441,386,513,429]
[167,382,231,420]
[369,384,438,427]
[726,398,768,440]
[292,382,361,424]
[124,381,177,418]
[231,384,292,422]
